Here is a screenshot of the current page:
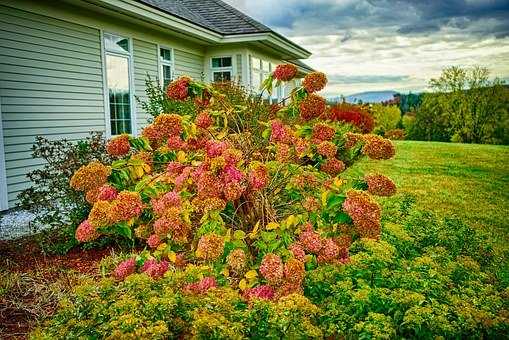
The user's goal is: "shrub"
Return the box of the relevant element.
[327,102,375,133]
[384,129,406,140]
[35,66,400,337]
[18,132,112,254]
[370,103,401,136]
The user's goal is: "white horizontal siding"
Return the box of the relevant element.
[174,49,204,80]
[133,38,158,131]
[0,4,105,207]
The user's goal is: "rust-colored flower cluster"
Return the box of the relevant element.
[75,219,99,243]
[362,135,396,160]
[343,189,381,239]
[273,64,298,81]
[365,174,396,196]
[70,161,111,192]
[299,94,326,121]
[259,253,284,285]
[302,72,327,93]
[196,233,225,261]
[106,134,130,157]
[166,76,191,100]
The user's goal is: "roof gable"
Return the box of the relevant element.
[139,0,272,35]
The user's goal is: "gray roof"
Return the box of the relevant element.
[287,59,315,72]
[138,0,272,35]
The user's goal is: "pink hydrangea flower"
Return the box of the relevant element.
[141,259,169,279]
[223,165,244,183]
[299,224,323,254]
[96,185,118,201]
[248,164,269,191]
[75,219,99,243]
[259,253,284,285]
[113,258,136,281]
[289,243,306,261]
[147,234,161,249]
[152,191,181,216]
[206,140,228,157]
[183,276,217,294]
[244,285,275,301]
[317,238,340,263]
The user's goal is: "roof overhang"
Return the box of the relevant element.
[78,0,311,59]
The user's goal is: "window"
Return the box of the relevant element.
[211,56,232,82]
[250,56,273,100]
[103,32,133,136]
[159,47,173,89]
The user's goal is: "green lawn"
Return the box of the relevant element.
[345,140,509,240]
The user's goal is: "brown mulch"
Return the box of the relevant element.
[0,239,116,339]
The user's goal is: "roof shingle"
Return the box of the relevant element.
[138,0,272,35]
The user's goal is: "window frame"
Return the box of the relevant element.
[158,45,174,89]
[101,31,136,137]
[210,55,233,82]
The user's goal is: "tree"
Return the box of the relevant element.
[410,66,509,144]
[371,103,401,136]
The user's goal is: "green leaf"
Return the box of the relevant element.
[115,222,132,240]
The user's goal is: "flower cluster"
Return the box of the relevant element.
[320,158,345,176]
[365,174,396,196]
[196,234,225,261]
[75,219,99,243]
[302,72,327,93]
[226,248,247,275]
[362,135,396,160]
[244,285,275,301]
[195,111,213,129]
[259,253,284,285]
[248,163,269,191]
[113,258,136,281]
[299,94,326,121]
[312,123,336,142]
[141,259,169,279]
[166,76,191,100]
[70,161,111,192]
[273,64,298,81]
[343,190,381,239]
[316,141,337,159]
[110,191,144,223]
[106,134,130,157]
[270,120,294,144]
[183,276,217,295]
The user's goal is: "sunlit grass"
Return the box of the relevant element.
[345,140,509,241]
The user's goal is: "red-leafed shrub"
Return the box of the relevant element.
[328,103,375,133]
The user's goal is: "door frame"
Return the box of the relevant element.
[0,96,8,210]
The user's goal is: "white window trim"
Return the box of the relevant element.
[100,30,137,137]
[157,45,174,89]
[0,95,8,210]
[210,55,233,82]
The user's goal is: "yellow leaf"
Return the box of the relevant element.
[245,270,258,279]
[168,251,177,263]
[225,228,232,242]
[249,221,260,239]
[157,242,167,251]
[285,215,296,227]
[221,268,229,277]
[142,163,151,173]
[266,222,279,230]
[134,165,144,179]
[334,178,346,188]
[321,191,329,207]
[177,151,187,163]
[239,278,248,291]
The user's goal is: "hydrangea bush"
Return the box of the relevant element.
[68,66,396,300]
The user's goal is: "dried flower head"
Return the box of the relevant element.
[244,285,275,301]
[299,94,326,121]
[273,64,298,81]
[365,174,396,196]
[302,72,327,93]
[154,113,183,138]
[166,76,191,100]
[248,164,269,191]
[320,158,345,175]
[106,134,130,157]
[141,259,169,279]
[113,258,136,281]
[362,135,396,160]
[147,234,161,249]
[299,224,323,254]
[97,185,118,201]
[302,196,320,212]
[289,243,306,261]
[284,258,305,285]
[183,276,217,294]
[317,238,340,263]
[70,161,111,192]
[142,124,163,146]
[259,253,284,285]
[316,141,337,159]
[195,110,214,129]
[110,191,143,223]
[312,123,336,142]
[226,248,247,274]
[88,200,112,228]
[152,191,181,216]
[196,233,225,261]
[75,219,99,242]
[343,190,381,239]
[270,120,293,144]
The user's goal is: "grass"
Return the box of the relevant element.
[344,140,509,240]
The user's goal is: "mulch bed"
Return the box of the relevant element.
[0,239,116,339]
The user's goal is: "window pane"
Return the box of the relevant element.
[160,48,172,62]
[212,57,232,68]
[262,60,270,71]
[106,54,131,135]
[251,69,261,90]
[251,57,260,70]
[213,71,231,82]
[104,33,129,54]
[162,65,172,88]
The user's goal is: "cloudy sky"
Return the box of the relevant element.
[224,0,509,96]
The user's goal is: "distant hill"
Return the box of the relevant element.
[329,90,399,104]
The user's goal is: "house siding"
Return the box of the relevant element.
[0,4,105,206]
[133,38,158,131]
[174,49,204,80]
